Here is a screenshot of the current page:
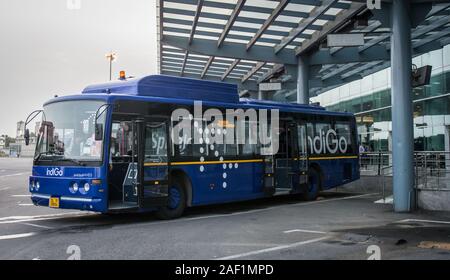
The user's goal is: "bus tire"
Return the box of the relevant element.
[302,168,321,201]
[155,178,186,220]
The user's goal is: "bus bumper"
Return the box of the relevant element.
[31,194,105,212]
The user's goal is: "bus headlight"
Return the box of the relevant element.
[80,183,90,194]
[30,180,35,191]
[69,182,79,194]
[35,181,40,191]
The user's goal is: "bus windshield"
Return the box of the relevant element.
[35,100,106,163]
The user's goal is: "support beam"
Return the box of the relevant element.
[217,0,246,48]
[309,45,390,65]
[188,0,204,45]
[242,62,265,83]
[180,50,189,76]
[162,35,298,64]
[221,59,240,81]
[257,64,284,83]
[295,2,366,56]
[200,56,214,78]
[275,0,338,54]
[297,56,310,104]
[391,0,414,212]
[246,0,289,51]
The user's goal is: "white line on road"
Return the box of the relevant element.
[283,229,328,234]
[0,232,36,241]
[0,187,10,191]
[397,219,450,225]
[20,222,53,229]
[18,203,34,206]
[0,212,91,225]
[216,236,331,260]
[12,195,30,197]
[0,172,29,178]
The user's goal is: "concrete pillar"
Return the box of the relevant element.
[297,55,309,104]
[391,0,415,212]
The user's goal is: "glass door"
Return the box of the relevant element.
[297,123,309,186]
[136,118,170,208]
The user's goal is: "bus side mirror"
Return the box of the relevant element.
[24,129,30,146]
[95,124,103,141]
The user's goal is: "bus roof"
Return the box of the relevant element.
[81,75,328,112]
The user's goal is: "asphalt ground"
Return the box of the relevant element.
[1,157,450,260]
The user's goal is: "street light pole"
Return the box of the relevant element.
[105,52,117,81]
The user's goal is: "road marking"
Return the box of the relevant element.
[18,203,34,206]
[12,194,31,197]
[21,222,53,229]
[283,229,328,234]
[0,172,29,178]
[0,232,36,241]
[0,187,10,191]
[397,219,450,225]
[216,236,331,260]
[374,195,393,204]
[0,212,91,225]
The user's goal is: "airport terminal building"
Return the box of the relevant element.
[312,44,450,153]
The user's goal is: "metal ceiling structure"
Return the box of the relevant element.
[157,0,450,102]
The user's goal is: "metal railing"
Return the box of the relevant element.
[360,151,450,190]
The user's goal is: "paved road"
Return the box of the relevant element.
[1,157,450,260]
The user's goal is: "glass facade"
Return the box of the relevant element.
[312,44,450,152]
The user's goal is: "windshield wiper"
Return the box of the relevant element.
[35,151,59,161]
[60,158,86,167]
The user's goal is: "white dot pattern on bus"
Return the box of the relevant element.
[193,121,245,189]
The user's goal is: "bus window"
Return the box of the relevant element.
[240,120,257,156]
[111,121,133,157]
[335,122,353,154]
[171,119,207,158]
[145,123,167,163]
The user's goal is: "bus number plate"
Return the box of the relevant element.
[49,197,60,208]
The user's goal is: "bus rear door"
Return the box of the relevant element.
[273,121,308,194]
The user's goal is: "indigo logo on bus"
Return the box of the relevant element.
[308,129,348,155]
[46,167,64,177]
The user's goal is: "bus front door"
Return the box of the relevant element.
[136,118,170,208]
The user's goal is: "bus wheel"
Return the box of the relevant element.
[302,168,321,201]
[155,179,186,220]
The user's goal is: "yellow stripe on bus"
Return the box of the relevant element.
[309,156,358,160]
[143,156,357,167]
[171,159,264,166]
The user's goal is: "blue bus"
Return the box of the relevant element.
[25,75,359,219]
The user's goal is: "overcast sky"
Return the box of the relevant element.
[0,0,157,136]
